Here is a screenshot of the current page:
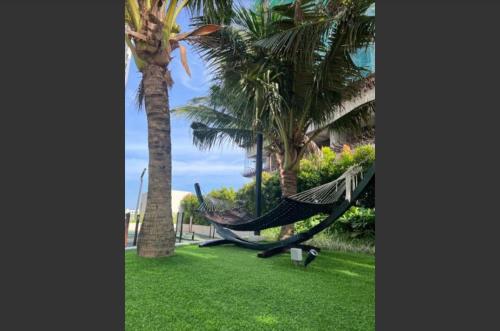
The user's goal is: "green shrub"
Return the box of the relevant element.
[179,194,208,225]
[306,231,375,254]
[331,207,375,239]
[293,207,375,239]
[207,186,236,202]
[299,144,375,192]
[263,222,375,255]
[180,186,238,226]
[294,214,324,233]
[260,227,280,241]
[353,144,376,167]
[235,172,281,216]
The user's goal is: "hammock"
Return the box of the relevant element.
[194,165,365,232]
[195,163,375,258]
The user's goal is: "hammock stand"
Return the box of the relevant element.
[194,163,375,258]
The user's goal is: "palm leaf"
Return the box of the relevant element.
[179,44,191,76]
[187,0,234,24]
[190,122,255,150]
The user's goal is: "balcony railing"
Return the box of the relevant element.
[242,164,272,178]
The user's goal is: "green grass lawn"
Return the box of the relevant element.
[126,245,374,331]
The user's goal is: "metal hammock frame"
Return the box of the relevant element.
[194,163,375,258]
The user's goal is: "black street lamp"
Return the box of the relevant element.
[254,132,263,236]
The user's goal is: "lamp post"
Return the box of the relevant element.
[253,0,270,238]
[254,132,263,236]
[133,168,147,246]
[177,206,184,243]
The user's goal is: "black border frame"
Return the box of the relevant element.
[1,1,499,330]
[1,1,124,330]
[377,1,500,329]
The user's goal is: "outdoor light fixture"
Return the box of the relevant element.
[304,249,319,267]
[133,168,147,246]
[290,248,303,265]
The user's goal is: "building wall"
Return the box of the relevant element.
[329,123,375,152]
[138,190,192,215]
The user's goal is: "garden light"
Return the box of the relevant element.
[304,249,319,268]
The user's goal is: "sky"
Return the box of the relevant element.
[125,8,252,210]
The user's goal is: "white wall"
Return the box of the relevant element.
[138,190,192,215]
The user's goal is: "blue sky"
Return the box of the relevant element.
[125,8,252,210]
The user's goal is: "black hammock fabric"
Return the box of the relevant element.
[194,165,363,232]
[199,198,341,231]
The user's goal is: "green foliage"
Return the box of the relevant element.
[296,154,323,192]
[180,186,238,226]
[294,214,324,233]
[208,186,237,202]
[294,205,375,243]
[307,231,375,254]
[262,221,375,255]
[235,172,282,216]
[353,144,376,167]
[299,144,374,191]
[179,194,207,225]
[261,226,281,241]
[332,207,375,239]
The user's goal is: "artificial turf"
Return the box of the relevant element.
[125,245,374,331]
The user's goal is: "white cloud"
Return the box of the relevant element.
[180,74,207,92]
[171,49,212,93]
[125,137,246,160]
[173,160,242,175]
[126,157,243,180]
[174,144,245,158]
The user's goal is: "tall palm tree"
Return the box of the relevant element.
[125,0,232,257]
[175,0,374,239]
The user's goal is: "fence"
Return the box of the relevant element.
[125,213,257,247]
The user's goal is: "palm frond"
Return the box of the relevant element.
[317,100,375,136]
[172,100,242,129]
[190,122,255,150]
[187,0,234,25]
[257,0,375,64]
[331,101,375,133]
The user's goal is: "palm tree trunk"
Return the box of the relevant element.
[137,64,175,258]
[277,158,298,240]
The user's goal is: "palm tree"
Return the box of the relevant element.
[125,0,233,257]
[175,0,374,239]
